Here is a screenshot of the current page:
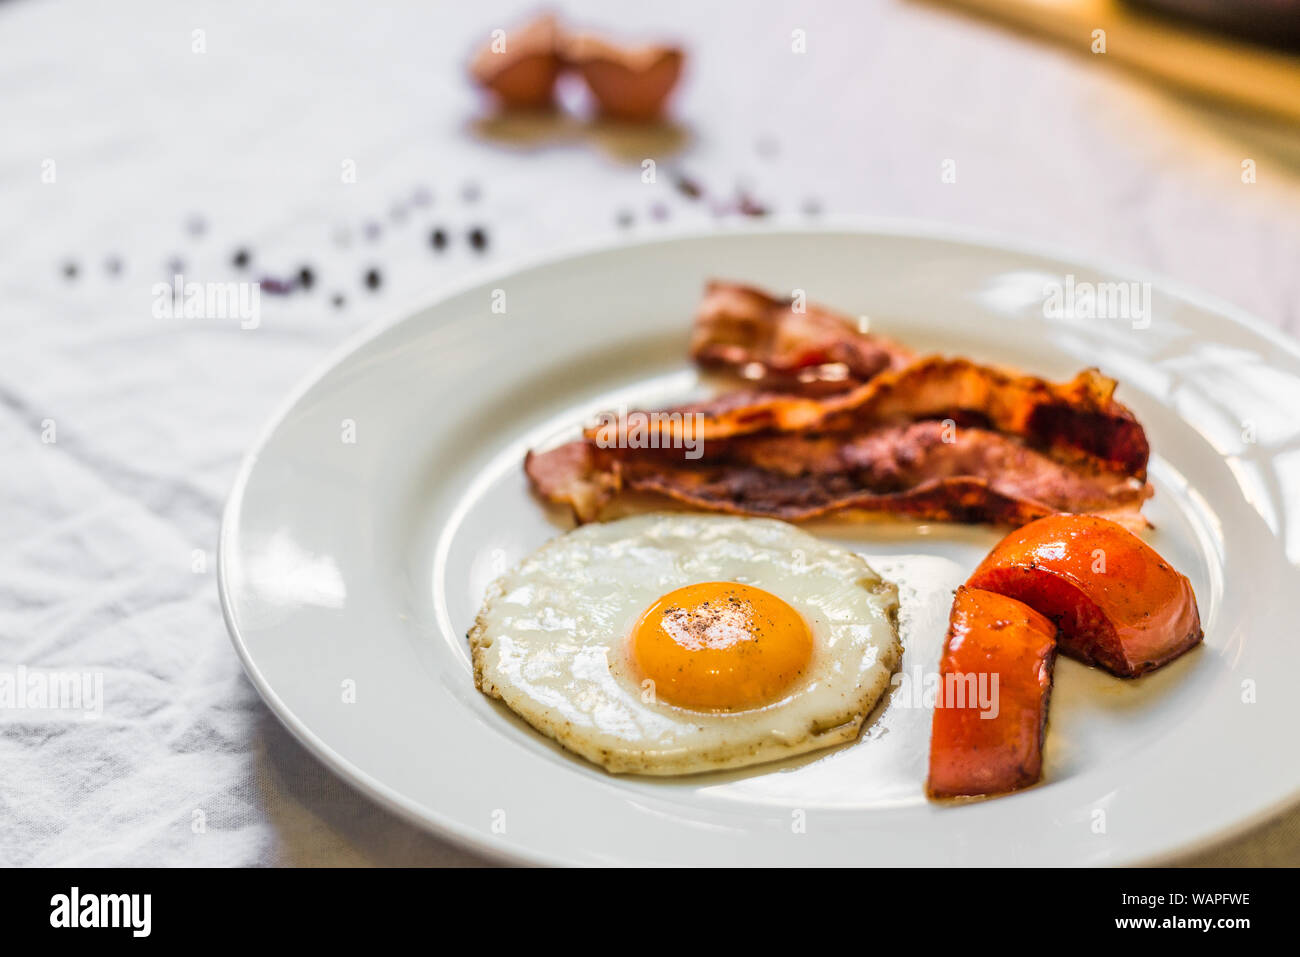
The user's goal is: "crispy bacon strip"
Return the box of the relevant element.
[586,356,1150,476]
[521,440,617,523]
[690,281,914,393]
[527,422,1151,525]
[528,283,1152,528]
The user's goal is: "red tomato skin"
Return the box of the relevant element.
[967,514,1202,677]
[927,586,1057,799]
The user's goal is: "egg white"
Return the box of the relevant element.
[469,513,901,775]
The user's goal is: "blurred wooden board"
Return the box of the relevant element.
[926,0,1300,124]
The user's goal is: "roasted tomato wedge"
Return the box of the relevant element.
[927,586,1057,799]
[967,514,1202,677]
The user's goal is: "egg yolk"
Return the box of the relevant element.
[630,582,813,711]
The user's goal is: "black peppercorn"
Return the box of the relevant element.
[673,174,703,200]
[736,191,768,217]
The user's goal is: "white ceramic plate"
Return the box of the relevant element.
[219,224,1300,866]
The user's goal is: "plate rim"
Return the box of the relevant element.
[218,217,1300,866]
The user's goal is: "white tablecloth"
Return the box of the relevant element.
[3,0,1298,866]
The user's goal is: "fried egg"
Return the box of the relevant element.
[468,513,900,775]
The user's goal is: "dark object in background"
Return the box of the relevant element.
[673,173,703,199]
[468,227,489,252]
[1126,0,1300,50]
[364,268,382,290]
[297,266,315,290]
[429,228,448,250]
[260,276,294,296]
[735,190,768,218]
[232,248,251,270]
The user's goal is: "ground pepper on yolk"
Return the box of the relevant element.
[630,582,813,711]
